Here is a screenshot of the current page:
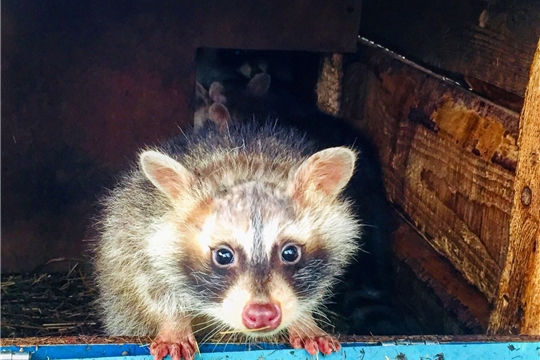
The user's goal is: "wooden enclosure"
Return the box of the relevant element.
[335,0,540,335]
[335,38,540,335]
[2,0,540,341]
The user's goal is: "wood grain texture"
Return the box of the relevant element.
[489,39,540,335]
[342,44,520,301]
[393,222,490,331]
[360,0,540,111]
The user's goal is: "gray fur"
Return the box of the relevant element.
[92,121,360,338]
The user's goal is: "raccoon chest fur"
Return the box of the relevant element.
[93,122,360,360]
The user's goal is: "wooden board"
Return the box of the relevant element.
[2,343,540,360]
[2,334,540,347]
[192,0,362,52]
[341,42,520,301]
[2,335,540,360]
[393,222,490,331]
[360,0,540,111]
[489,39,540,335]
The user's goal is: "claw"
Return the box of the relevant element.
[150,329,197,360]
[289,333,341,355]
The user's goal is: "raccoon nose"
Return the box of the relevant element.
[242,303,282,330]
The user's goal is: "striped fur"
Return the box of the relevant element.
[93,121,360,344]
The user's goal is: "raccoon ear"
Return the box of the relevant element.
[208,102,231,129]
[209,81,227,104]
[140,151,195,200]
[195,81,210,104]
[238,61,253,79]
[290,147,356,201]
[246,73,271,97]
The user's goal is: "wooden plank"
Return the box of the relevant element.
[4,342,540,360]
[393,222,491,331]
[3,335,540,347]
[489,40,540,335]
[341,43,520,301]
[193,0,362,52]
[360,0,540,111]
[2,341,540,360]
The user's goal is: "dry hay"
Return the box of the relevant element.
[1,264,101,338]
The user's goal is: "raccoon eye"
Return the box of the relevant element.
[281,244,301,264]
[213,247,235,267]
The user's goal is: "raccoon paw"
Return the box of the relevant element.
[289,333,341,355]
[150,333,197,360]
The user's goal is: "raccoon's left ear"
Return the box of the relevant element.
[140,151,196,201]
[290,147,356,201]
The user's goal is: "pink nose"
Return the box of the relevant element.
[242,303,282,330]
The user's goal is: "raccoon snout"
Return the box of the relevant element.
[242,303,282,331]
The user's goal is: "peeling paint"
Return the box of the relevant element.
[3,341,540,360]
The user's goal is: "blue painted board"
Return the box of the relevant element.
[2,341,539,360]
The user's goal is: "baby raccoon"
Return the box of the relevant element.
[195,61,397,335]
[93,121,361,360]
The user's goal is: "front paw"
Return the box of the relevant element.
[150,333,197,360]
[289,332,341,355]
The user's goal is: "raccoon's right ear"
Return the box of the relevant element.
[140,151,196,201]
[208,102,231,129]
[246,73,271,97]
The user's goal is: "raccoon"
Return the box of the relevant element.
[193,65,274,134]
[93,121,361,360]
[194,65,398,335]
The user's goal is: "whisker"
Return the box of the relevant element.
[219,326,271,335]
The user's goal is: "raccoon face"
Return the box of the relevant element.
[139,147,359,336]
[184,180,341,336]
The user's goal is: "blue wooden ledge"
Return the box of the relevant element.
[2,340,540,360]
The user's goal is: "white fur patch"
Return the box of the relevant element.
[146,222,179,262]
[233,224,256,258]
[206,275,251,331]
[208,273,300,336]
[262,218,281,258]
[198,214,216,251]
[268,274,300,328]
[199,213,256,257]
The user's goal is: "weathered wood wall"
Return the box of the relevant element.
[392,221,490,331]
[489,39,540,335]
[342,43,520,304]
[354,0,540,333]
[360,0,540,112]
